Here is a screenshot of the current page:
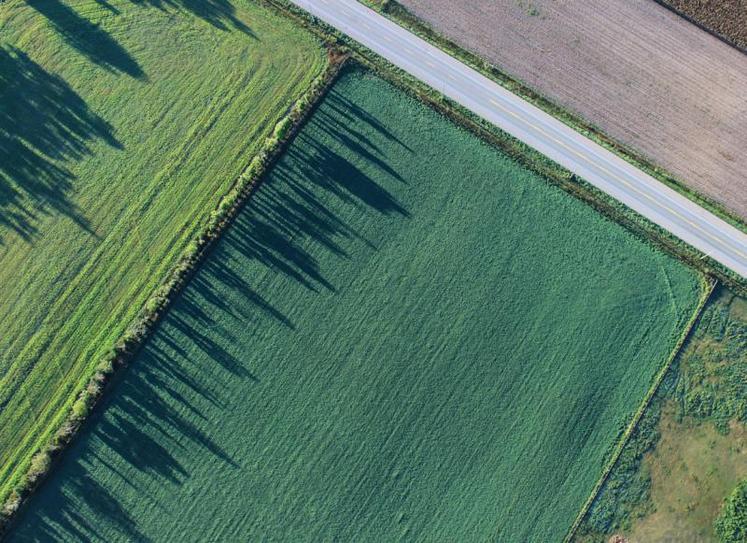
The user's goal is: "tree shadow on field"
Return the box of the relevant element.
[0,47,120,243]
[9,76,412,541]
[92,0,122,15]
[26,0,145,79]
[23,472,150,543]
[28,0,254,80]
[127,0,254,35]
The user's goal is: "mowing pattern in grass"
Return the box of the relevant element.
[0,0,325,502]
[10,70,702,542]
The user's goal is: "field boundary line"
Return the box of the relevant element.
[0,48,347,537]
[651,0,747,56]
[562,274,718,542]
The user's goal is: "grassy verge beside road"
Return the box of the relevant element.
[360,0,747,235]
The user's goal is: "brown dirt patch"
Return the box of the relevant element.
[626,412,747,542]
[660,0,747,51]
[397,0,747,221]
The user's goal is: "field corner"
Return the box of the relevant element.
[563,274,719,543]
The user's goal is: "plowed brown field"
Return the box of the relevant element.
[397,0,747,221]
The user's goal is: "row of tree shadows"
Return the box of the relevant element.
[0,46,114,243]
[1,0,253,245]
[14,84,413,540]
[26,0,253,78]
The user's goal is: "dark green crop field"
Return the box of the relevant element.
[10,70,702,542]
[0,0,325,501]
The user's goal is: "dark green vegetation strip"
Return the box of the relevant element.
[0,0,325,509]
[10,69,702,542]
[576,286,747,541]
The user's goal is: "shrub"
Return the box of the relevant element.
[1,491,21,517]
[715,479,747,542]
[86,380,102,397]
[72,396,89,420]
[265,136,279,149]
[96,359,114,376]
[145,297,161,314]
[54,421,76,443]
[273,117,292,140]
[28,452,51,481]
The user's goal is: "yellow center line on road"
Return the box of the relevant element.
[488,99,746,260]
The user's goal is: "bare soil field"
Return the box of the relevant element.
[397,0,747,221]
[660,0,747,51]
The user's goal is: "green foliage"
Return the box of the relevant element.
[71,395,89,421]
[27,453,50,481]
[0,0,325,504]
[715,480,747,542]
[10,70,701,542]
[673,291,747,431]
[144,298,161,315]
[96,359,113,376]
[273,117,293,140]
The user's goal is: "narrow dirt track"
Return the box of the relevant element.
[397,0,747,221]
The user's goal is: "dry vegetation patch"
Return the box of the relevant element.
[627,414,747,542]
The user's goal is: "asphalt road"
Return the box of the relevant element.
[292,0,747,278]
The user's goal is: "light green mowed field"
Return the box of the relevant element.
[10,70,703,541]
[0,0,325,502]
